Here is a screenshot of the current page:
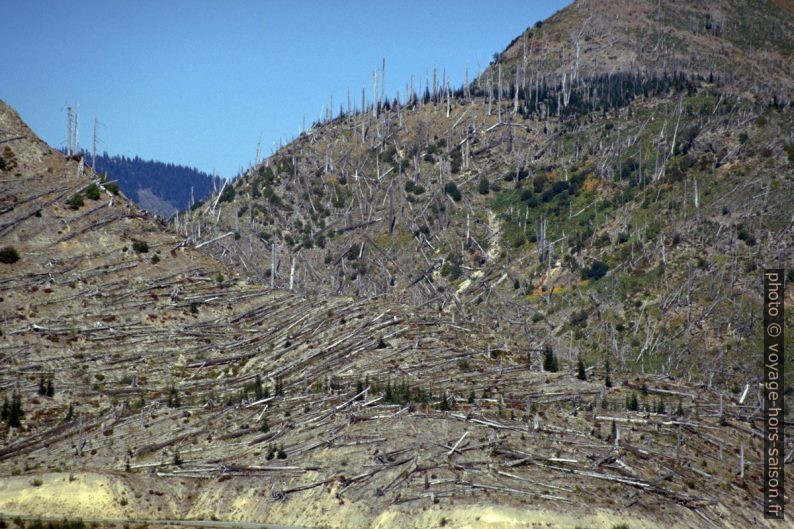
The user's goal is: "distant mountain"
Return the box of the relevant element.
[90,152,222,218]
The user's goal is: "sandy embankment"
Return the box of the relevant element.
[0,472,727,529]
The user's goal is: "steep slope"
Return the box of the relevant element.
[194,0,793,398]
[485,0,794,98]
[0,101,789,528]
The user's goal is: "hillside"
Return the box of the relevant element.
[190,0,793,398]
[484,0,794,98]
[1,0,793,527]
[88,152,221,218]
[0,99,788,528]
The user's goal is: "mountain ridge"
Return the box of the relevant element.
[191,0,793,394]
[1,0,793,526]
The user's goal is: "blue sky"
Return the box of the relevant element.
[3,1,569,178]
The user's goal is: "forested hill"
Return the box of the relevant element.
[90,152,221,218]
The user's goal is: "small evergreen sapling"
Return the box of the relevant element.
[542,344,558,372]
[576,359,587,380]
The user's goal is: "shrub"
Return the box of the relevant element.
[551,180,569,195]
[67,193,84,210]
[167,385,180,408]
[478,177,490,195]
[85,183,101,200]
[131,240,149,253]
[440,253,462,280]
[218,185,236,203]
[569,310,588,327]
[785,143,794,164]
[0,147,17,172]
[520,189,537,206]
[346,244,360,260]
[582,260,609,281]
[0,246,19,264]
[444,182,462,201]
[736,224,756,246]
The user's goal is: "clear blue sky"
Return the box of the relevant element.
[3,0,570,178]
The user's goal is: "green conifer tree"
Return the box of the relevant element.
[439,391,450,411]
[576,359,587,380]
[543,344,559,372]
[8,393,22,428]
[626,393,639,411]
